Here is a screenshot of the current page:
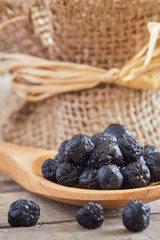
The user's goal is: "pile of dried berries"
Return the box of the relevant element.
[7,124,154,230]
[41,123,160,190]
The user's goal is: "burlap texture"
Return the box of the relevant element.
[1,0,160,68]
[2,85,160,150]
[49,0,160,69]
[0,0,50,58]
[1,0,160,150]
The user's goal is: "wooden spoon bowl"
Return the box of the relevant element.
[0,142,160,208]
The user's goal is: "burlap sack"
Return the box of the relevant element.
[2,85,160,150]
[1,0,160,68]
[1,0,160,150]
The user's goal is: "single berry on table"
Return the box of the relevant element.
[41,155,63,182]
[104,123,134,140]
[8,199,40,227]
[122,199,150,232]
[56,162,83,187]
[118,136,142,164]
[91,132,117,148]
[98,164,124,190]
[79,168,100,189]
[122,162,150,188]
[64,133,94,165]
[87,142,124,169]
[76,202,104,229]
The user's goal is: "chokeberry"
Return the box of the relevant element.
[122,162,150,188]
[8,199,40,227]
[76,202,104,229]
[137,155,146,165]
[145,152,160,182]
[118,136,142,164]
[41,155,63,182]
[91,132,117,148]
[58,140,68,156]
[98,164,124,190]
[142,144,158,156]
[142,145,159,163]
[56,162,83,187]
[79,168,100,189]
[64,134,94,165]
[54,153,64,162]
[87,142,124,169]
[122,200,150,232]
[104,123,134,140]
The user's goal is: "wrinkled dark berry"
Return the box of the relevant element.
[79,168,100,189]
[87,142,124,168]
[105,124,134,140]
[41,155,63,182]
[64,134,94,165]
[118,165,126,173]
[91,132,117,148]
[76,202,104,229]
[137,156,146,165]
[8,199,40,227]
[142,144,159,156]
[122,162,150,188]
[58,140,68,156]
[122,200,150,232]
[145,152,160,181]
[56,162,83,186]
[142,145,159,163]
[54,153,64,163]
[118,136,142,164]
[98,164,124,190]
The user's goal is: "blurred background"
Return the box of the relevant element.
[1,0,160,150]
[0,74,11,139]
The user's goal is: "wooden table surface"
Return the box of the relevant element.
[0,171,160,239]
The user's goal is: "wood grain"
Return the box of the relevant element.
[1,171,160,239]
[0,191,79,228]
[0,172,23,193]
[0,219,160,240]
[0,191,125,228]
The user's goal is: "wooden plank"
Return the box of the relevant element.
[1,172,160,239]
[0,191,79,227]
[0,172,10,181]
[1,191,160,227]
[0,219,159,240]
[0,191,124,228]
[0,180,23,193]
[0,172,23,193]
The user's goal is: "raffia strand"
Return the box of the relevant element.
[0,16,27,31]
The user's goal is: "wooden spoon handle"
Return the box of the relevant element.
[0,141,54,177]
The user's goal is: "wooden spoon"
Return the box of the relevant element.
[0,141,160,208]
